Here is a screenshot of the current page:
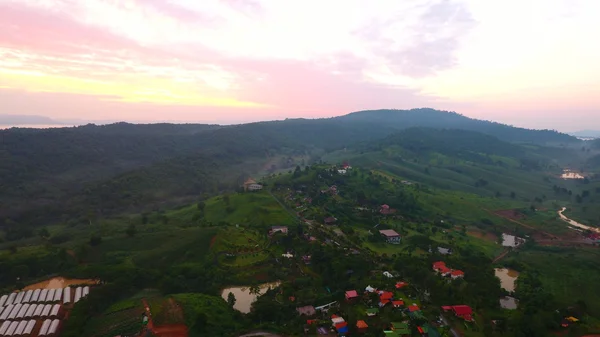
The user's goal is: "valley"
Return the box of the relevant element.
[1,110,600,337]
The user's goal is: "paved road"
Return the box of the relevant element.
[439,315,461,337]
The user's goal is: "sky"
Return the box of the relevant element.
[0,0,598,130]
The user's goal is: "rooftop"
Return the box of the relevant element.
[379,229,400,237]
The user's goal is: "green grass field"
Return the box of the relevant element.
[172,293,244,336]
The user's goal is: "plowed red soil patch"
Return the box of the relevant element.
[468,230,498,242]
[494,209,526,220]
[153,324,188,337]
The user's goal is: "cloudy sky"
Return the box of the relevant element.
[0,0,598,130]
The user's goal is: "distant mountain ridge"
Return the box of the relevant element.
[336,108,578,144]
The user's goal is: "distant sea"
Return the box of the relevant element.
[0,124,73,130]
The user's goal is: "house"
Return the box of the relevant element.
[296,305,316,316]
[356,320,368,333]
[380,204,397,215]
[365,285,376,293]
[324,217,337,225]
[392,300,405,308]
[451,305,474,321]
[383,271,394,278]
[395,282,409,289]
[302,255,312,265]
[345,290,359,301]
[437,247,452,255]
[432,261,446,271]
[450,270,465,279]
[408,304,420,312]
[247,183,263,191]
[379,291,394,301]
[366,308,379,317]
[242,178,257,190]
[337,169,347,175]
[379,229,401,243]
[269,226,288,235]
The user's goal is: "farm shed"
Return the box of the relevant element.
[15,320,27,335]
[74,287,82,303]
[22,290,33,304]
[5,321,19,336]
[46,289,56,303]
[0,321,11,335]
[50,305,61,318]
[38,319,52,336]
[14,292,25,305]
[24,320,36,335]
[16,304,30,319]
[41,304,52,318]
[0,306,4,319]
[33,304,44,318]
[0,294,7,307]
[53,289,62,303]
[62,287,71,304]
[31,290,41,303]
[83,286,90,297]
[39,290,49,303]
[8,304,22,320]
[0,305,14,321]
[48,319,60,336]
[6,293,16,306]
[25,304,37,318]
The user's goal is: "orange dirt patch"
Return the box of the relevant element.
[494,209,526,220]
[152,324,188,337]
[467,230,498,242]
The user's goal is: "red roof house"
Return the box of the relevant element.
[432,261,446,271]
[380,291,394,301]
[392,300,405,308]
[439,265,451,275]
[452,305,474,321]
[451,270,465,279]
[356,320,368,333]
[345,290,359,301]
[408,305,420,312]
[324,216,337,224]
[395,282,409,289]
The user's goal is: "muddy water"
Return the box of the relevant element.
[558,208,600,233]
[502,233,525,247]
[500,296,519,310]
[221,282,281,313]
[495,268,520,292]
[24,277,99,290]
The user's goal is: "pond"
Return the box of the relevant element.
[558,207,600,233]
[502,233,525,247]
[221,281,281,313]
[561,169,585,179]
[495,268,519,292]
[24,277,100,290]
[500,296,519,310]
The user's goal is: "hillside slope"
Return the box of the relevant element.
[0,109,581,230]
[337,108,578,144]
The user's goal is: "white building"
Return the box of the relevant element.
[31,289,41,303]
[0,294,7,307]
[247,183,263,191]
[38,319,52,336]
[53,288,63,303]
[23,290,33,303]
[63,287,71,304]
[46,289,56,303]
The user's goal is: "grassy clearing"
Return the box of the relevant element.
[172,293,243,337]
[211,227,270,266]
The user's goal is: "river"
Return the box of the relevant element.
[558,208,600,233]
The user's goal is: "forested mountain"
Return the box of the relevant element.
[0,109,580,232]
[338,108,578,144]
